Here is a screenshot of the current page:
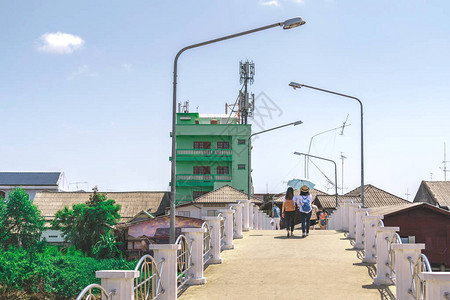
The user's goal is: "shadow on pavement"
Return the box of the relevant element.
[362,284,395,300]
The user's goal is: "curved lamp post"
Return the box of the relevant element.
[168,17,306,243]
[289,82,365,208]
[247,120,303,204]
[294,152,338,208]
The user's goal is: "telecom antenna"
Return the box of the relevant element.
[440,142,450,181]
[405,188,411,201]
[340,152,347,194]
[340,114,350,135]
[178,100,189,113]
[430,173,433,181]
[239,60,255,124]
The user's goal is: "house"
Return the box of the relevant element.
[168,185,262,218]
[33,191,170,244]
[370,203,450,270]
[0,172,68,201]
[413,181,450,209]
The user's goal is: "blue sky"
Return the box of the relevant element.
[1,1,450,199]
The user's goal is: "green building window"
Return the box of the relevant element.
[217,141,230,149]
[237,139,246,145]
[217,166,229,174]
[237,164,246,170]
[194,166,211,174]
[194,141,211,149]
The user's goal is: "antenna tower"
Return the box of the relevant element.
[340,152,347,194]
[178,100,189,113]
[440,142,450,181]
[239,60,255,124]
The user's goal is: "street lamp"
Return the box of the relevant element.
[294,152,338,208]
[168,18,307,243]
[289,82,365,208]
[247,120,303,204]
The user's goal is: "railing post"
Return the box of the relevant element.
[253,206,259,230]
[265,215,270,230]
[342,199,354,232]
[203,216,223,264]
[95,270,139,300]
[148,244,181,300]
[419,272,450,300]
[392,243,426,299]
[229,203,243,239]
[182,228,207,285]
[373,226,399,285]
[240,199,250,231]
[219,209,235,250]
[249,203,254,230]
[362,215,383,264]
[348,203,359,239]
[258,211,264,230]
[354,208,370,249]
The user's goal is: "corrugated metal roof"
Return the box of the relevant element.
[33,191,170,219]
[422,181,450,207]
[190,185,262,204]
[0,172,61,186]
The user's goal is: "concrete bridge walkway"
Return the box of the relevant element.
[179,230,395,300]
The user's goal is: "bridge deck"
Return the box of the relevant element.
[180,230,395,300]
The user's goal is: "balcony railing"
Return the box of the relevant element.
[176,149,233,161]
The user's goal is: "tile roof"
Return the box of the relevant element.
[272,188,328,203]
[187,185,262,204]
[33,191,170,220]
[369,202,450,217]
[314,195,360,209]
[343,184,410,208]
[420,181,450,207]
[0,172,62,186]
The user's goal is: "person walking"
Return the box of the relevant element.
[282,187,296,237]
[272,204,281,230]
[319,208,328,230]
[295,185,313,237]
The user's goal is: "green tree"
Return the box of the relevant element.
[51,190,121,256]
[0,188,45,252]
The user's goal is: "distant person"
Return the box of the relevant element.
[282,187,296,237]
[272,204,281,230]
[319,209,328,230]
[310,204,319,230]
[295,185,313,237]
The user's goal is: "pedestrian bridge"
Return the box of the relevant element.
[179,229,395,300]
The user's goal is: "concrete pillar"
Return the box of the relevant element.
[182,228,207,285]
[258,211,264,230]
[148,244,181,300]
[249,203,254,229]
[392,244,425,300]
[335,207,343,231]
[265,215,270,230]
[419,272,450,300]
[342,199,354,232]
[253,206,259,230]
[96,270,139,300]
[373,226,399,285]
[203,216,223,264]
[362,215,383,264]
[229,203,243,239]
[354,208,371,249]
[240,200,250,231]
[219,209,235,250]
[348,203,360,239]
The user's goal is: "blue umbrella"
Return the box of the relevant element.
[287,178,315,190]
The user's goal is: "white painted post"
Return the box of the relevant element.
[203,216,223,264]
[373,226,399,285]
[335,206,343,231]
[96,270,139,300]
[240,199,250,231]
[419,272,450,300]
[148,244,180,300]
[265,215,270,230]
[253,206,259,230]
[249,203,254,229]
[392,244,425,300]
[229,203,243,239]
[182,228,207,285]
[362,215,383,264]
[258,211,264,230]
[219,209,234,250]
[348,203,359,239]
[342,199,354,231]
[354,208,370,249]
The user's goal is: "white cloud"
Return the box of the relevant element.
[68,65,98,80]
[37,32,85,54]
[259,0,280,6]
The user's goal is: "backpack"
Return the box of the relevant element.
[300,196,311,212]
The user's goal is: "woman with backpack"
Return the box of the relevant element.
[281,187,296,237]
[295,185,313,238]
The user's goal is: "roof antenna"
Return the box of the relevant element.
[340,114,349,135]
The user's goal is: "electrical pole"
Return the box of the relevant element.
[239,61,255,124]
[440,142,450,181]
[340,152,347,195]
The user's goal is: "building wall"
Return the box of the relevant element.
[0,186,59,201]
[383,208,450,267]
[175,203,230,219]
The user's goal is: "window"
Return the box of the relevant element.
[238,139,246,145]
[193,166,211,174]
[193,191,208,199]
[217,141,230,149]
[217,166,229,174]
[178,211,190,217]
[0,191,5,199]
[238,164,246,170]
[194,141,211,149]
[207,210,217,216]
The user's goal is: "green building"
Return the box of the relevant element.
[171,112,251,204]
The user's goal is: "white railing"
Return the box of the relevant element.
[176,234,192,291]
[202,222,212,265]
[76,284,115,300]
[386,232,402,283]
[134,255,165,300]
[409,254,432,300]
[217,213,225,249]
